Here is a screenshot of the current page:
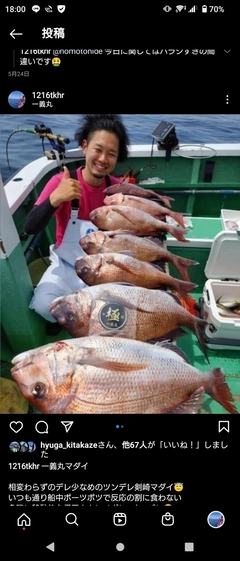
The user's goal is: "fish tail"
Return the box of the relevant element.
[175,279,198,303]
[154,193,175,208]
[172,256,199,281]
[168,211,186,229]
[168,225,189,243]
[207,368,239,414]
[192,318,210,363]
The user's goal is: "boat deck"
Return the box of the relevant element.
[167,217,222,248]
[167,219,240,413]
[176,303,240,414]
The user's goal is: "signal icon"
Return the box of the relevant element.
[189,5,197,11]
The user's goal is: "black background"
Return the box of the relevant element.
[1,1,240,112]
[2,414,237,555]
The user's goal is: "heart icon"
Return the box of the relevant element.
[9,421,23,433]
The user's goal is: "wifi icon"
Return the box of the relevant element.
[176,5,185,11]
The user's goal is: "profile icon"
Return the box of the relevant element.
[9,441,20,453]
[19,441,29,452]
[207,511,225,528]
[8,91,26,108]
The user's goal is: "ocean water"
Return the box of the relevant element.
[1,114,240,182]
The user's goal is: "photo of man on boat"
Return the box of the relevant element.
[23,114,130,334]
[1,114,240,415]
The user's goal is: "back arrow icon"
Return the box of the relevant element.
[10,29,23,39]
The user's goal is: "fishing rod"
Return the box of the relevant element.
[25,124,70,147]
[6,123,70,170]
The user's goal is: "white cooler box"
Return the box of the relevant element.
[221,209,240,232]
[202,230,240,350]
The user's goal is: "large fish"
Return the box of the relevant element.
[11,335,238,414]
[79,230,198,282]
[103,183,174,208]
[89,206,189,243]
[75,253,197,302]
[49,283,209,360]
[104,193,186,228]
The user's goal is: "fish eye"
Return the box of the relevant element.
[31,382,46,399]
[65,311,75,322]
[81,266,90,274]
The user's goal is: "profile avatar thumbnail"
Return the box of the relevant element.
[8,91,26,109]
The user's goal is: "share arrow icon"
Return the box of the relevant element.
[61,421,74,433]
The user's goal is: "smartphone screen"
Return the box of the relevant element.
[1,2,239,556]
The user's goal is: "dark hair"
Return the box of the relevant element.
[74,114,130,163]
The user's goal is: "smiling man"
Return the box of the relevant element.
[24,114,130,332]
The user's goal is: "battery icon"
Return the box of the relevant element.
[202,5,207,11]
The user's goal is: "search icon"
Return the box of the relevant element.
[35,421,49,434]
[65,513,78,526]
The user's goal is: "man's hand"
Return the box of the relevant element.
[49,166,82,207]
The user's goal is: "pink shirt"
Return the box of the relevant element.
[35,166,120,245]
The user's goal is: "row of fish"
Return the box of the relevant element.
[11,182,238,414]
[79,230,198,283]
[103,192,186,226]
[89,202,189,242]
[103,182,175,208]
[76,193,197,309]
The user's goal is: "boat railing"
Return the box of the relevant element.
[3,143,240,215]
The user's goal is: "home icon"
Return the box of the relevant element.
[17,513,31,527]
